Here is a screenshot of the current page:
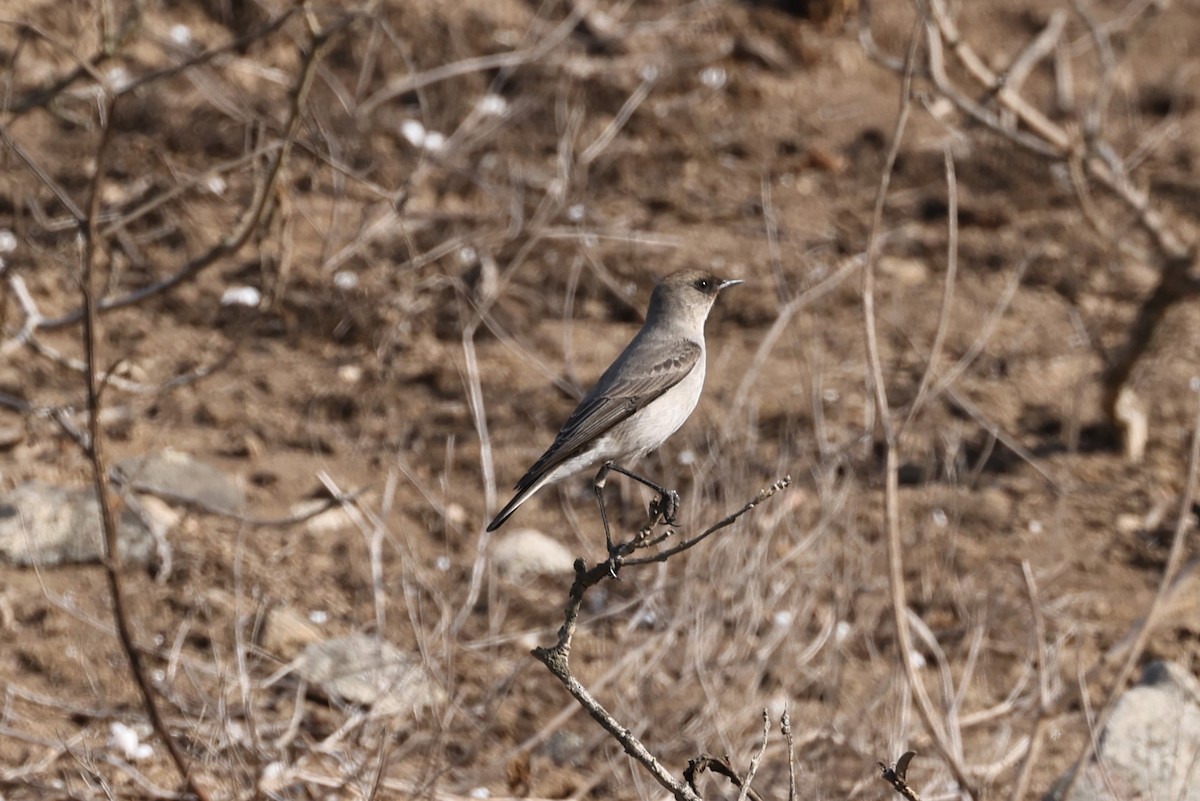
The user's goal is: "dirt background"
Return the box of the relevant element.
[1,0,1199,799]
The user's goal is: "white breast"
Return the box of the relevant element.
[606,354,706,460]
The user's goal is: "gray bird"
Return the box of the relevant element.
[487,269,742,550]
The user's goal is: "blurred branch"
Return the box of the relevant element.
[862,0,1198,453]
[80,94,212,801]
[33,13,347,330]
[860,7,978,796]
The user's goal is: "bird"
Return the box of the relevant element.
[486,269,743,552]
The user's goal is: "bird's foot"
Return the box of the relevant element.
[604,547,624,579]
[650,489,681,526]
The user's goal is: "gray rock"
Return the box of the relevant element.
[1050,661,1200,801]
[294,635,445,717]
[115,449,244,513]
[492,528,576,581]
[0,482,156,566]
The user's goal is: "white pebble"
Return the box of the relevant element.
[109,722,154,761]
[477,94,508,116]
[220,285,261,307]
[932,508,948,527]
[835,620,852,642]
[677,449,695,466]
[423,131,446,152]
[308,610,328,624]
[1028,519,1044,535]
[567,203,585,222]
[333,271,359,290]
[106,66,132,92]
[0,229,16,253]
[773,610,794,627]
[469,788,491,799]
[169,24,192,46]
[400,119,427,148]
[699,66,727,89]
[205,175,227,195]
[435,555,451,572]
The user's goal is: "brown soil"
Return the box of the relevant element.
[1,1,1198,799]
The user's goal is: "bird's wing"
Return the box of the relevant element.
[513,338,702,493]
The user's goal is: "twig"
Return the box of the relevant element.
[861,6,977,795]
[878,751,923,801]
[36,14,343,330]
[80,94,211,801]
[684,755,766,801]
[783,709,797,801]
[1008,561,1053,801]
[622,476,791,567]
[735,711,771,801]
[903,145,958,431]
[531,479,790,801]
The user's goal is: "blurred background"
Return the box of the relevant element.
[1,0,1198,799]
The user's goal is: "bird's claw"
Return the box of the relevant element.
[650,489,681,526]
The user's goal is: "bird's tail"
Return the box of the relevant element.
[486,479,543,532]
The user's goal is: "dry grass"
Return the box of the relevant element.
[1,1,1198,800]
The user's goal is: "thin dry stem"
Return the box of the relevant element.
[80,94,211,801]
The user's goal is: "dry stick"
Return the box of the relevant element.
[879,751,924,801]
[358,0,594,116]
[903,145,958,432]
[535,557,702,801]
[782,710,797,801]
[861,7,977,796]
[684,755,767,801]
[532,479,790,801]
[80,95,211,801]
[925,0,1189,263]
[37,15,341,331]
[1008,562,1053,801]
[735,711,771,801]
[1049,395,1200,801]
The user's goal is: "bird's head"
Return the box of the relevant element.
[647,269,744,331]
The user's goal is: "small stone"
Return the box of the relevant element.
[877,256,930,286]
[292,499,354,535]
[0,424,24,450]
[294,635,445,717]
[115,449,244,513]
[491,528,575,580]
[1049,661,1200,801]
[0,482,155,567]
[261,606,322,659]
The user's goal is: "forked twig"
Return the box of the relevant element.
[531,477,790,801]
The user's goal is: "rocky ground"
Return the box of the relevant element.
[1,0,1199,799]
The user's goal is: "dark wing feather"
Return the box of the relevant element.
[514,338,701,492]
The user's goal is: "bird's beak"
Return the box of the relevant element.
[718,278,744,291]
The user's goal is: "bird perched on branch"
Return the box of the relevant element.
[487,269,743,553]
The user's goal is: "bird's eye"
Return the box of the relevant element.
[694,278,711,291]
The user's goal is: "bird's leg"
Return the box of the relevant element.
[604,463,681,526]
[592,463,617,559]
